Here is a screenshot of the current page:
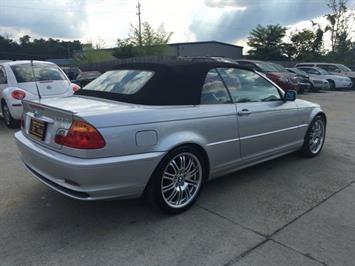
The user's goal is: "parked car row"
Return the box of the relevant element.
[296,62,355,87]
[235,59,354,92]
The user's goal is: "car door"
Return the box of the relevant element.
[200,69,242,174]
[217,68,301,160]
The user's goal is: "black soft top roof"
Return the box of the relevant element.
[75,59,246,105]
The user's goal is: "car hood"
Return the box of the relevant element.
[267,72,295,78]
[344,72,355,78]
[295,99,320,109]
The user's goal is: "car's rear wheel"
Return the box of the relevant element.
[146,146,207,214]
[1,101,18,128]
[300,115,326,157]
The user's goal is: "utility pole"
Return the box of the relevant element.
[136,0,142,47]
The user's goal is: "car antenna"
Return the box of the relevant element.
[30,60,42,100]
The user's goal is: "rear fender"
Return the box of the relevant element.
[1,87,23,107]
[157,131,208,153]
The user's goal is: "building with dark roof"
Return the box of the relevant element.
[165,41,243,59]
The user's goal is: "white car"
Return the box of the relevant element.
[0,61,78,128]
[309,77,330,91]
[296,62,355,87]
[297,66,353,90]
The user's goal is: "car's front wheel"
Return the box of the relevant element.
[300,115,326,157]
[328,80,336,90]
[146,146,207,214]
[310,84,319,92]
[1,101,18,128]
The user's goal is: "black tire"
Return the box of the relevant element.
[310,84,319,93]
[145,146,207,214]
[1,101,19,128]
[298,86,305,94]
[328,80,336,90]
[300,115,326,158]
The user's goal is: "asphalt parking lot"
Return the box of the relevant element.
[1,91,355,266]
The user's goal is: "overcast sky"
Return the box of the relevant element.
[0,0,354,49]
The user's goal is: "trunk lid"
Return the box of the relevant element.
[21,96,139,150]
[22,100,74,150]
[17,80,71,97]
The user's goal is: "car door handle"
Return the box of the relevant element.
[238,109,252,116]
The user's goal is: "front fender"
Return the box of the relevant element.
[309,107,326,125]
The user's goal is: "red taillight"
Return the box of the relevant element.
[72,84,81,92]
[11,90,26,100]
[55,120,105,149]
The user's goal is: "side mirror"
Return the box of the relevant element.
[284,90,297,101]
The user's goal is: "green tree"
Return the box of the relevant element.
[289,29,323,61]
[74,44,115,65]
[113,22,173,59]
[247,24,287,60]
[19,35,31,45]
[325,0,353,53]
[0,34,82,60]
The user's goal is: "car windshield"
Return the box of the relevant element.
[316,68,330,75]
[82,70,155,95]
[292,68,307,75]
[255,62,278,72]
[337,65,352,72]
[270,63,288,72]
[78,71,101,80]
[11,63,67,83]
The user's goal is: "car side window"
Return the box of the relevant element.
[200,69,232,104]
[0,67,7,84]
[309,69,320,75]
[217,68,281,103]
[319,65,340,73]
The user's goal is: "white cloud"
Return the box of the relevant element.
[1,0,354,49]
[0,0,88,40]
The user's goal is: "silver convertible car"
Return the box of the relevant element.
[15,59,327,213]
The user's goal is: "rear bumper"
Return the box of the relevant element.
[15,131,165,200]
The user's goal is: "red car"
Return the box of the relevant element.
[235,60,299,92]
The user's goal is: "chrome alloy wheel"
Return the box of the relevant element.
[161,152,202,209]
[309,119,325,154]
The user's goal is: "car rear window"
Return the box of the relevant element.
[82,70,155,95]
[11,63,66,83]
